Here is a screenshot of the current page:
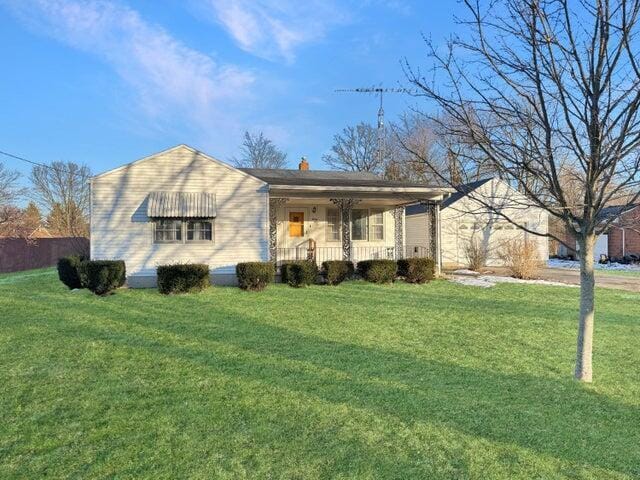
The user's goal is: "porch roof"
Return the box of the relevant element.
[240,168,452,200]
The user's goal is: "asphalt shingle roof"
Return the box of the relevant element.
[239,168,439,189]
[405,178,493,215]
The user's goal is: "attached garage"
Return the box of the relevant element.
[406,178,549,268]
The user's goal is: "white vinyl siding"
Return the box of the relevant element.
[405,178,549,267]
[91,146,268,278]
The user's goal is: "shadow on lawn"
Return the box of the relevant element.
[63,292,640,478]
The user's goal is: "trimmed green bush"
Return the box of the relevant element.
[236,262,275,291]
[280,260,318,287]
[357,259,397,284]
[157,264,210,294]
[85,260,126,295]
[321,260,354,285]
[397,257,435,284]
[57,255,88,289]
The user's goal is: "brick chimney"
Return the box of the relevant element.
[298,157,309,171]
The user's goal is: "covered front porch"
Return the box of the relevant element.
[268,189,447,273]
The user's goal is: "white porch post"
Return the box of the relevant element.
[423,201,442,275]
[393,205,404,259]
[268,198,288,261]
[331,198,360,261]
[434,202,441,275]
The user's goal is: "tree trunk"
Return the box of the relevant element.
[575,234,596,382]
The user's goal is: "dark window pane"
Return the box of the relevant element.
[351,210,368,241]
[186,220,213,242]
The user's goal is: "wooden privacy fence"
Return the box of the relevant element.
[0,238,89,273]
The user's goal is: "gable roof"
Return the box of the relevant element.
[405,178,493,215]
[92,144,265,184]
[92,145,448,194]
[240,168,440,189]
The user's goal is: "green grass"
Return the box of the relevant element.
[1,269,639,479]
[595,268,640,278]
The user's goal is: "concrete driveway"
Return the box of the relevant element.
[448,267,640,292]
[539,268,640,292]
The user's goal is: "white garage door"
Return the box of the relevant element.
[455,221,543,266]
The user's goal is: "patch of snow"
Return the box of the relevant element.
[482,275,577,287]
[548,259,640,271]
[450,274,578,288]
[450,276,494,288]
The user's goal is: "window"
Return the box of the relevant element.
[187,220,213,242]
[370,209,384,241]
[326,208,341,242]
[154,220,182,243]
[153,219,214,244]
[351,209,369,241]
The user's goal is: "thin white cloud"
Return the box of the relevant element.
[198,0,350,62]
[2,0,255,128]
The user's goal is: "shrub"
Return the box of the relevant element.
[236,262,275,291]
[321,260,354,285]
[57,255,88,289]
[85,260,126,295]
[464,238,488,271]
[397,257,435,284]
[357,259,397,284]
[157,264,210,294]
[280,260,318,287]
[499,239,541,279]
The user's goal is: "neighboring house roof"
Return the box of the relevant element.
[405,178,494,215]
[598,204,639,222]
[28,226,54,238]
[147,192,217,218]
[239,168,441,189]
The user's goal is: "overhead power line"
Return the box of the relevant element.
[0,149,53,169]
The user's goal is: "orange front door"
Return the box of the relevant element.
[289,211,305,237]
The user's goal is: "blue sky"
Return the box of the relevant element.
[0,0,464,181]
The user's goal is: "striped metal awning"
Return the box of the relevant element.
[147,192,217,218]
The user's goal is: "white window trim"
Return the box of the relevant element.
[351,208,369,242]
[153,219,215,244]
[369,208,385,242]
[350,208,386,243]
[325,207,341,242]
[153,219,183,244]
[186,219,215,244]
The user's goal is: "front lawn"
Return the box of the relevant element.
[1,269,639,479]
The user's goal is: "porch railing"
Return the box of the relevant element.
[275,245,430,266]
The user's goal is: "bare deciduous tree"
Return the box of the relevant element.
[386,114,443,182]
[0,162,24,206]
[0,162,27,235]
[232,131,288,169]
[403,0,640,382]
[323,122,389,174]
[30,161,91,237]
